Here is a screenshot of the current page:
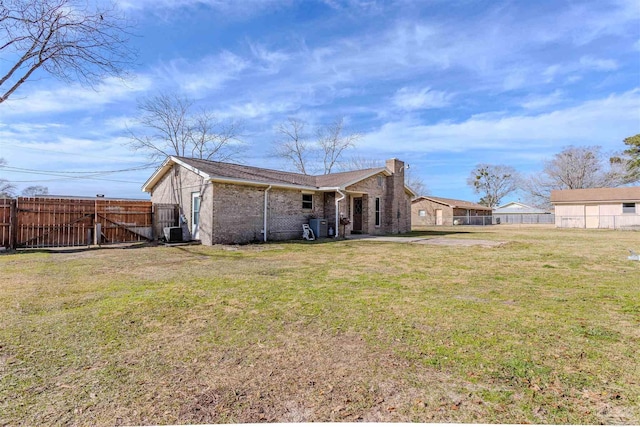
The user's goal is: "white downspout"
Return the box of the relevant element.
[335,188,346,238]
[263,185,272,242]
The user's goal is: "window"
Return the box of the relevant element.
[375,197,381,226]
[302,194,313,210]
[377,176,383,187]
[622,203,636,214]
[419,210,426,217]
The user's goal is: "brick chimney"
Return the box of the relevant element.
[385,158,409,234]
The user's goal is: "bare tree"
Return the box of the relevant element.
[316,117,360,174]
[405,168,428,197]
[21,185,48,196]
[522,145,635,208]
[341,156,382,170]
[0,158,16,197]
[0,0,135,104]
[273,116,359,175]
[128,92,245,162]
[467,164,519,207]
[272,117,311,174]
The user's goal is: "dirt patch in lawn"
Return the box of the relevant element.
[415,237,505,247]
[354,236,505,247]
[172,328,486,424]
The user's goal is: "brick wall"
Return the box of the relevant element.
[211,183,324,244]
[150,160,412,244]
[150,165,214,245]
[347,174,387,235]
[411,199,453,226]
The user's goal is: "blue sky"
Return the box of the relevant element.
[1,0,639,202]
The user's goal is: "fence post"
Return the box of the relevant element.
[151,203,156,241]
[9,199,17,250]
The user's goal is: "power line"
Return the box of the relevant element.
[0,163,156,176]
[0,164,156,184]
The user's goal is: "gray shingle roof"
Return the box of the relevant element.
[175,157,317,187]
[173,157,387,189]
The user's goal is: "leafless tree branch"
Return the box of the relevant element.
[127,92,245,163]
[272,117,312,175]
[0,0,135,104]
[272,116,359,175]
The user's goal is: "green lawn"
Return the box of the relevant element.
[1,226,638,424]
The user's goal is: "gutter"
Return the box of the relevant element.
[335,188,346,238]
[263,185,272,242]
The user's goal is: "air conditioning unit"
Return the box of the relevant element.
[163,226,183,243]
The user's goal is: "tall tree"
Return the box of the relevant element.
[272,116,359,175]
[466,164,519,207]
[21,185,49,196]
[405,168,428,197]
[623,133,640,178]
[128,92,245,162]
[272,117,311,174]
[0,158,15,197]
[0,0,135,104]
[316,117,360,174]
[522,145,634,208]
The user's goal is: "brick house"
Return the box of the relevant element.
[142,156,414,244]
[411,196,492,226]
[551,187,640,229]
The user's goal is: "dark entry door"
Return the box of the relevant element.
[353,197,363,233]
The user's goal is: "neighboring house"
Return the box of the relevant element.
[142,156,414,244]
[411,196,492,227]
[493,201,553,224]
[551,187,640,229]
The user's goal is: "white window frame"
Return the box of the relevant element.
[302,193,313,210]
[375,197,381,226]
[622,202,636,214]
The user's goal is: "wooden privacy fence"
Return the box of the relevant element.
[0,197,178,249]
[0,198,12,249]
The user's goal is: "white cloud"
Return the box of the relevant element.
[392,87,453,110]
[540,55,620,85]
[117,0,284,16]
[158,51,250,95]
[249,43,290,74]
[362,89,640,154]
[579,55,619,71]
[520,90,565,110]
[0,76,152,117]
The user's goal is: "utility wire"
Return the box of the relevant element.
[0,163,157,174]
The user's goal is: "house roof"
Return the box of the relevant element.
[142,156,414,195]
[550,187,640,204]
[494,201,549,214]
[412,196,492,211]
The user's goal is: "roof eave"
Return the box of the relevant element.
[142,156,211,193]
[210,176,318,191]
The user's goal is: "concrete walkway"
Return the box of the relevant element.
[347,235,505,247]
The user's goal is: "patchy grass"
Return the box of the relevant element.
[0,227,638,425]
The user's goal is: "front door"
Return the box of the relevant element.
[353,197,363,233]
[436,209,443,226]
